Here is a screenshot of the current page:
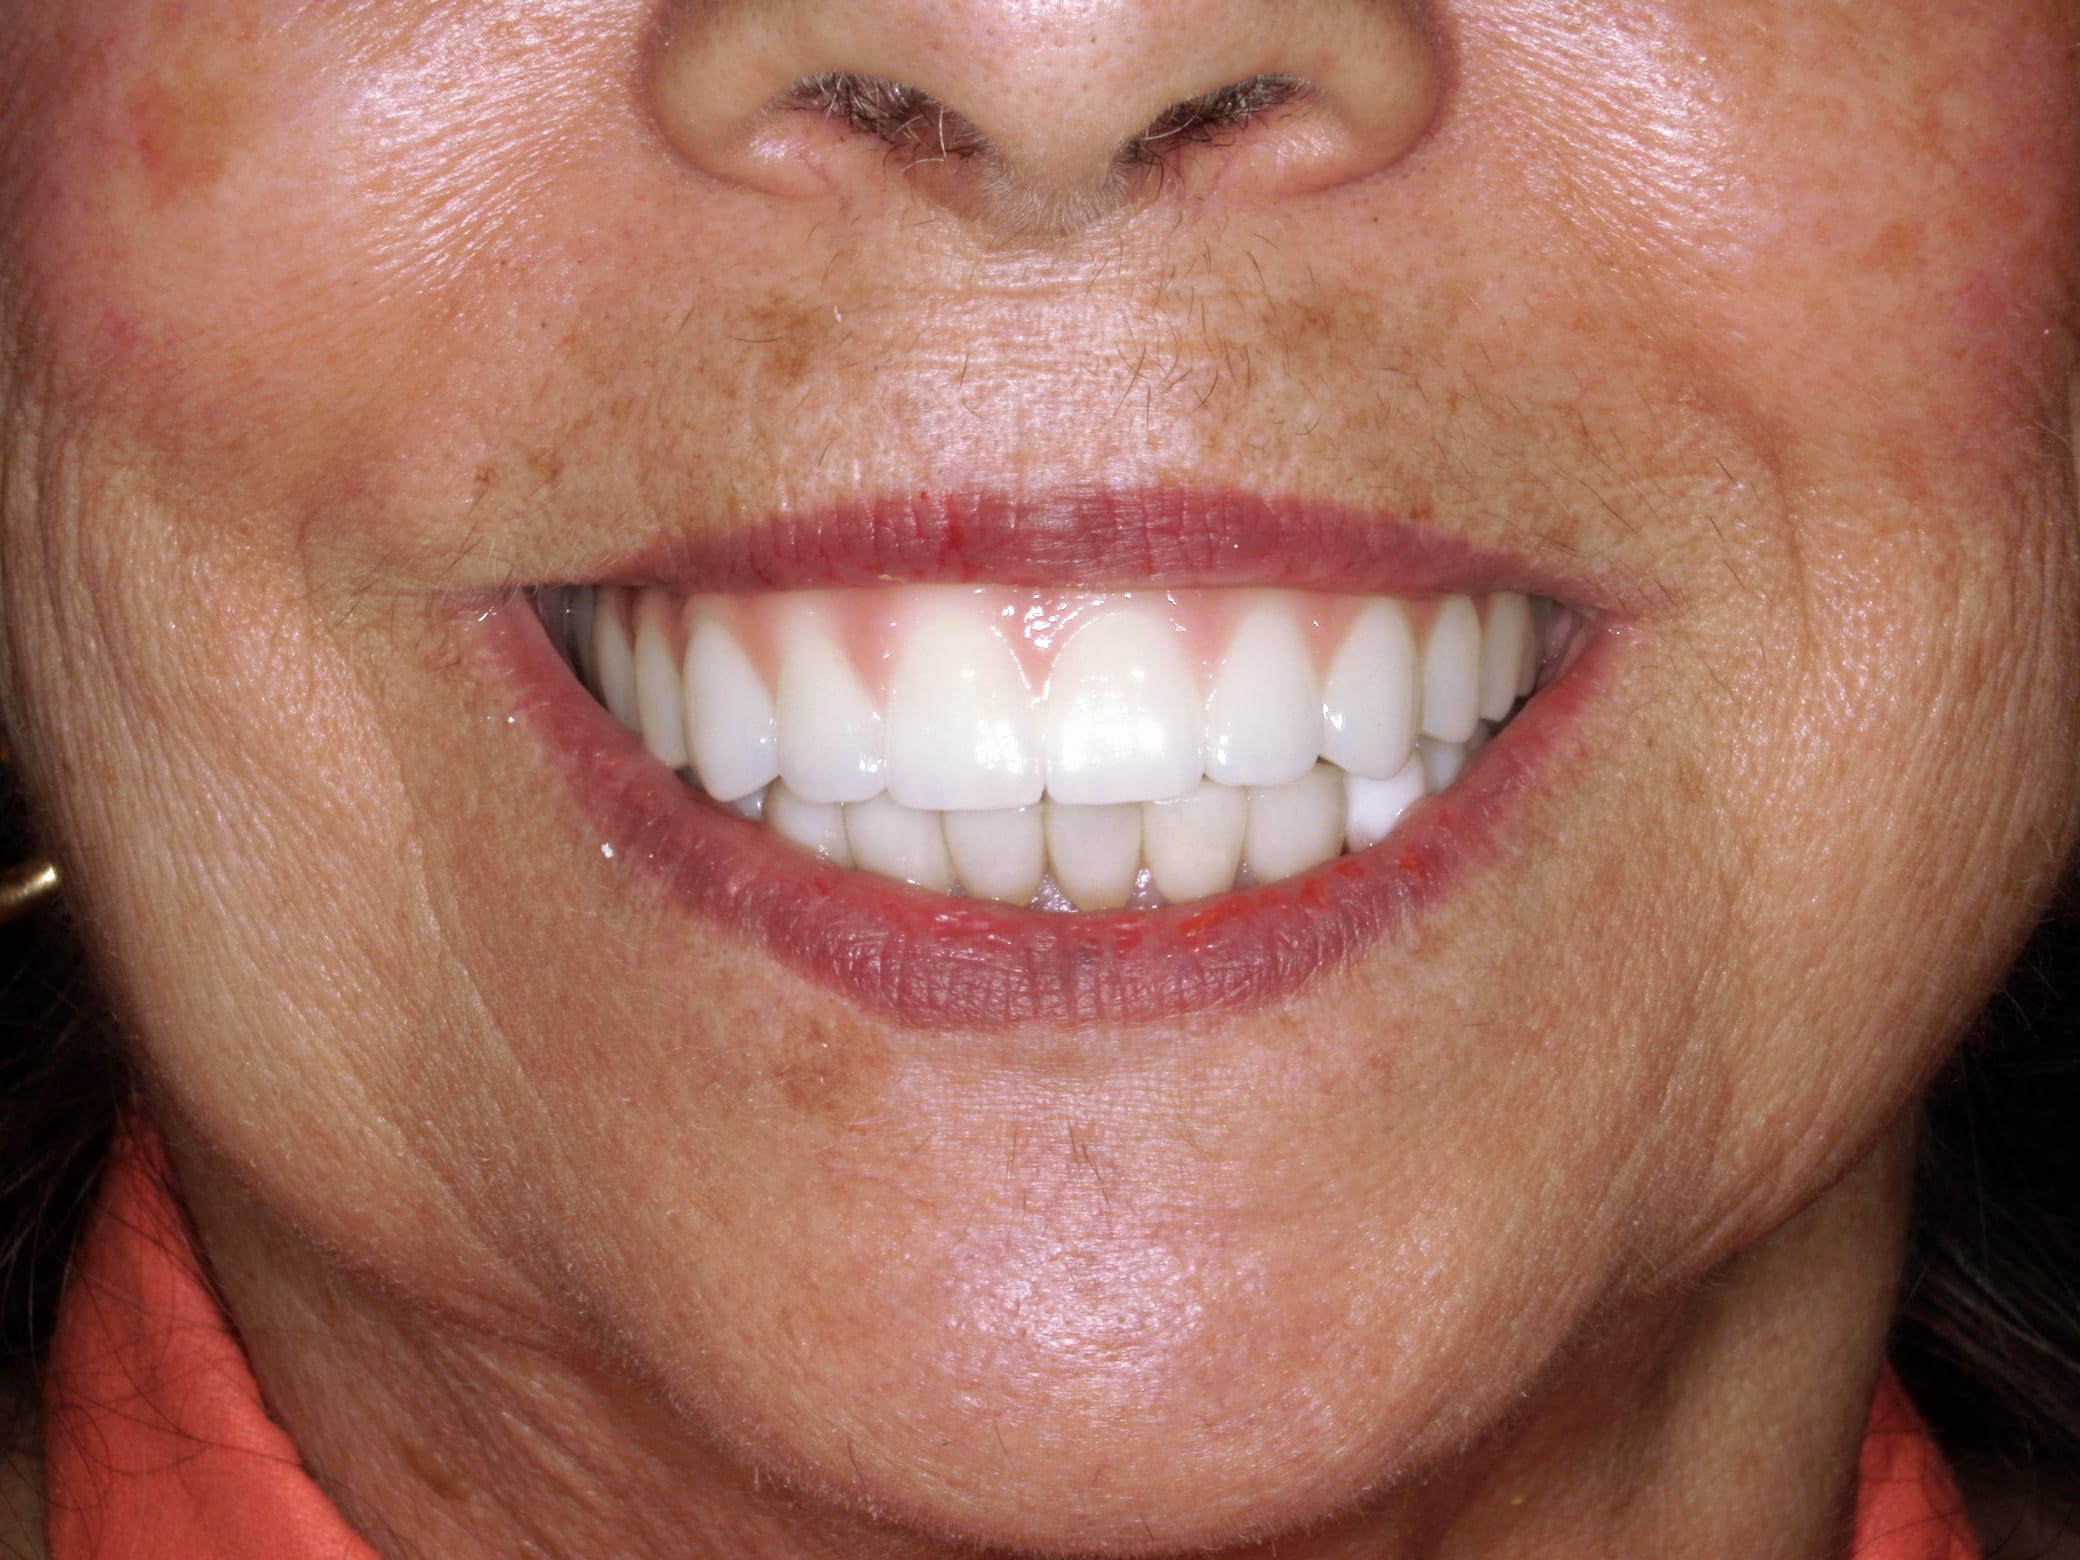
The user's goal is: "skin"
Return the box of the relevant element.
[2,0,2079,1554]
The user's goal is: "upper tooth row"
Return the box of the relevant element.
[564,585,1541,809]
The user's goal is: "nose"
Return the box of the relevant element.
[650,0,1442,233]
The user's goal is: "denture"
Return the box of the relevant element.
[540,583,1548,911]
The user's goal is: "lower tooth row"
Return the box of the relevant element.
[725,742,1482,911]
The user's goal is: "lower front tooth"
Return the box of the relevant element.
[1344,756,1427,852]
[1244,763,1346,884]
[767,783,853,867]
[1143,780,1247,904]
[1044,802,1143,911]
[845,794,957,892]
[1418,737,1468,791]
[944,806,1046,904]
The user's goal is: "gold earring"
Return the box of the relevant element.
[0,736,59,924]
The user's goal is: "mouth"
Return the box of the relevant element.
[482,491,1611,1028]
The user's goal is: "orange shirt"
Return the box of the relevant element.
[43,1126,1981,1559]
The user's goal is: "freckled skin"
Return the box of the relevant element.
[2,1,2078,1557]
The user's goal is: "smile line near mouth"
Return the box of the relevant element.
[477,491,1616,1029]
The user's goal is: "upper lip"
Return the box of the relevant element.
[583,486,1627,612]
[484,484,1620,1030]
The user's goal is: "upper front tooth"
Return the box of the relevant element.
[1477,593,1532,723]
[1320,598,1420,780]
[634,593,691,769]
[885,604,1043,811]
[592,586,641,732]
[776,616,885,804]
[1042,605,1203,805]
[1203,595,1322,787]
[1419,595,1482,743]
[684,612,780,802]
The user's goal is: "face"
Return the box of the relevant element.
[3,0,2077,1552]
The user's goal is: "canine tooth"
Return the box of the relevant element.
[684,613,780,802]
[1345,756,1427,852]
[776,624,884,804]
[634,594,691,769]
[1320,599,1420,779]
[1478,594,1532,722]
[1244,763,1346,884]
[593,586,640,731]
[1042,605,1202,805]
[1143,780,1247,904]
[767,782,853,867]
[886,605,1042,811]
[1203,596,1322,786]
[845,795,956,891]
[1419,595,1482,743]
[1418,737,1468,791]
[1044,802,1144,911]
[944,807,1046,904]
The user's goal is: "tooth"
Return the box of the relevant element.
[1344,755,1427,852]
[767,782,853,867]
[634,593,691,769]
[684,612,780,802]
[1042,605,1202,805]
[1203,596,1322,786]
[1044,802,1144,911]
[728,787,768,822]
[1419,596,1482,743]
[592,586,640,731]
[844,794,957,891]
[885,604,1042,811]
[1244,763,1346,884]
[775,623,885,804]
[1320,599,1420,780]
[1520,598,1546,697]
[1418,737,1468,791]
[1142,780,1247,903]
[1478,594,1532,722]
[944,807,1046,904]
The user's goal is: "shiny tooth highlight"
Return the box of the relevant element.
[1143,780,1248,904]
[1203,595,1322,786]
[944,806,1047,905]
[886,605,1043,811]
[1244,763,1347,885]
[1044,801,1144,911]
[684,613,779,802]
[1419,595,1483,743]
[844,794,956,892]
[766,782,853,867]
[775,618,884,804]
[1320,598,1420,780]
[1042,606,1202,805]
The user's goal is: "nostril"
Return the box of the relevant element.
[649,0,1444,225]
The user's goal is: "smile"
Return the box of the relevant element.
[485,490,1612,1026]
[542,581,1549,909]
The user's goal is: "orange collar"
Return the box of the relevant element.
[43,1123,1980,1559]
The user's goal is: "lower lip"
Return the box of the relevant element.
[478,604,1611,1033]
